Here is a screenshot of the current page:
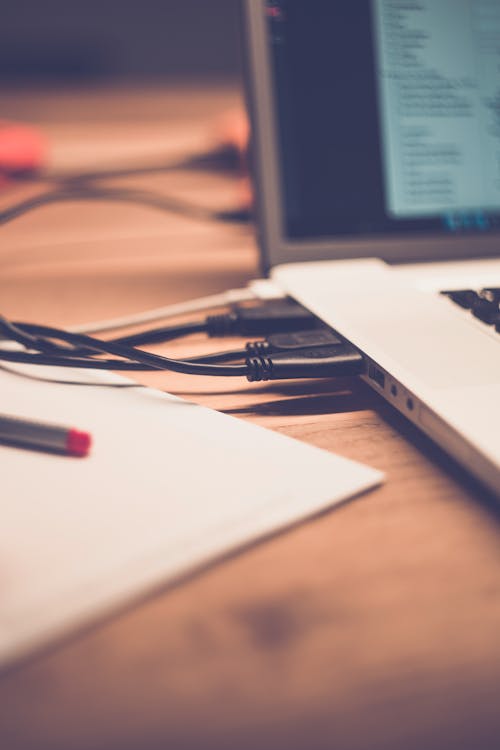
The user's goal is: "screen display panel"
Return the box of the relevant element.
[266,0,500,240]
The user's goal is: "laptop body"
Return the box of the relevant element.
[241,0,500,497]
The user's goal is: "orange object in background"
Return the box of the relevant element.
[0,121,47,187]
[215,108,253,211]
[216,108,250,161]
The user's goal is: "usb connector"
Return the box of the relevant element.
[245,328,343,355]
[245,344,365,382]
[206,300,319,337]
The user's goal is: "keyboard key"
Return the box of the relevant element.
[440,289,479,309]
[472,298,500,325]
[442,286,500,334]
[480,288,500,304]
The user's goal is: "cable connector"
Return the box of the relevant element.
[246,328,342,355]
[206,300,318,337]
[245,345,365,382]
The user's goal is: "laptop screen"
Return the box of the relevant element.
[266,0,500,241]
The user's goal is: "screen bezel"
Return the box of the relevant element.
[241,0,500,273]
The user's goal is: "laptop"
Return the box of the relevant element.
[241,0,500,497]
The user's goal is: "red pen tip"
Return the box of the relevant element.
[66,429,92,457]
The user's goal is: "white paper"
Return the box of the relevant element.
[0,367,383,668]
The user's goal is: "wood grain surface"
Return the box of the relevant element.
[0,85,499,750]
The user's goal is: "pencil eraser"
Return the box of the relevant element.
[66,429,92,457]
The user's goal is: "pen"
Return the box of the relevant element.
[0,413,92,457]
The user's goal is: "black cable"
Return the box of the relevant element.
[112,320,208,348]
[1,319,99,358]
[2,320,203,358]
[0,340,366,381]
[183,347,247,364]
[0,317,248,377]
[0,326,353,383]
[3,305,326,368]
[4,318,209,358]
[0,315,366,382]
[0,186,251,228]
[0,317,63,354]
[6,301,318,357]
[1,319,239,369]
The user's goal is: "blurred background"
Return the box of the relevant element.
[0,0,243,82]
[0,0,251,326]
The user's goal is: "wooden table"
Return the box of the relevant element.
[1,84,499,750]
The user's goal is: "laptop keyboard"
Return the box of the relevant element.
[441,288,500,333]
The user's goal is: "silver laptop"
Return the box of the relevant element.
[242,0,500,497]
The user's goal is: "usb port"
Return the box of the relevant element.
[368,364,385,389]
